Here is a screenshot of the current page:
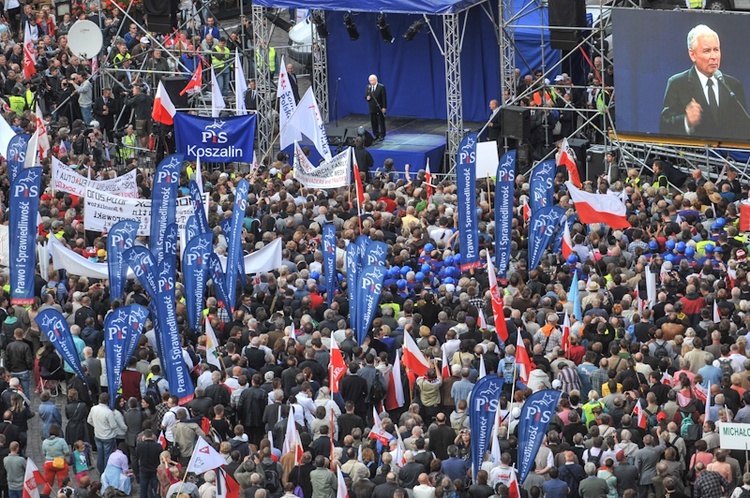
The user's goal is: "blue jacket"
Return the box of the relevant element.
[38,401,62,439]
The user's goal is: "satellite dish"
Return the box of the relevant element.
[67,20,103,60]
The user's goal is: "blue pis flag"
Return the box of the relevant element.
[528,206,567,270]
[35,309,88,386]
[6,133,28,185]
[345,243,359,338]
[184,215,202,242]
[322,224,337,307]
[155,255,194,403]
[208,253,233,313]
[188,181,210,235]
[364,241,387,267]
[529,159,556,214]
[123,246,159,298]
[183,232,213,331]
[150,154,182,265]
[468,374,505,481]
[225,179,249,312]
[494,150,516,279]
[107,220,139,301]
[9,167,42,305]
[103,304,148,408]
[355,235,369,274]
[355,264,386,345]
[517,389,562,485]
[173,113,256,163]
[456,133,482,271]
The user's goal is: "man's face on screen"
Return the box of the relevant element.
[689,34,721,78]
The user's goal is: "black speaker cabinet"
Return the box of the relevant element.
[566,138,589,182]
[502,106,531,142]
[160,77,190,111]
[326,127,348,146]
[549,0,586,50]
[586,146,606,182]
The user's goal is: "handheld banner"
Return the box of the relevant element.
[36,309,88,385]
[528,206,566,270]
[52,157,138,198]
[322,224,337,307]
[468,374,505,481]
[150,155,182,265]
[345,244,359,341]
[208,253,232,313]
[10,167,42,305]
[355,235,369,275]
[356,264,386,346]
[294,146,351,189]
[183,233,213,331]
[188,181,210,237]
[225,180,249,312]
[364,241,387,267]
[518,389,562,484]
[174,113,256,162]
[494,150,516,278]
[456,133,481,271]
[106,220,139,301]
[104,304,148,407]
[184,215,202,243]
[7,134,29,185]
[529,160,555,214]
[123,246,159,298]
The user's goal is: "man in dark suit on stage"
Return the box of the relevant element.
[366,74,387,141]
[660,24,749,141]
[486,99,502,142]
[244,79,258,111]
[286,63,300,103]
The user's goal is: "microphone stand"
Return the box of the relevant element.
[334,78,340,128]
[716,73,750,125]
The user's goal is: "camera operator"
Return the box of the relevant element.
[54,77,76,123]
[124,83,153,148]
[70,73,93,125]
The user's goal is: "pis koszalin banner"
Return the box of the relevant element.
[10,167,42,305]
[495,150,516,279]
[174,113,256,162]
[104,304,148,407]
[468,374,505,481]
[35,309,88,385]
[518,389,561,484]
[322,224,337,307]
[456,133,481,271]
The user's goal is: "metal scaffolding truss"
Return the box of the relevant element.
[499,0,516,99]
[311,10,330,123]
[252,4,274,156]
[443,14,464,173]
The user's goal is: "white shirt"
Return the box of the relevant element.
[696,70,719,106]
[197,371,214,390]
[161,407,179,442]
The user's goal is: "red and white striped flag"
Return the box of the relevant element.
[477,308,487,329]
[368,407,393,445]
[402,331,429,378]
[441,347,451,379]
[181,60,203,96]
[158,431,168,449]
[558,137,582,187]
[561,312,571,355]
[661,371,672,387]
[713,301,721,322]
[282,408,304,465]
[384,350,405,411]
[487,253,508,342]
[352,149,365,211]
[693,383,708,403]
[336,467,349,498]
[632,401,648,429]
[561,222,573,261]
[425,159,433,199]
[522,198,531,222]
[478,354,487,379]
[23,23,36,81]
[22,459,45,498]
[508,468,520,498]
[515,332,532,386]
[329,335,346,394]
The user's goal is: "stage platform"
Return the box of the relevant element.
[282,114,484,175]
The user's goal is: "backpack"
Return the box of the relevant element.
[146,376,163,401]
[643,408,658,431]
[718,358,735,378]
[586,448,602,467]
[262,464,281,494]
[653,341,669,359]
[680,411,701,441]
[369,377,386,403]
[737,487,750,498]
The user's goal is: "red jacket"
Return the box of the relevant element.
[121,369,142,401]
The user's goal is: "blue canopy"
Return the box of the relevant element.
[253,0,486,15]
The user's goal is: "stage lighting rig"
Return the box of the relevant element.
[344,13,359,40]
[403,18,424,41]
[311,11,328,38]
[377,13,394,43]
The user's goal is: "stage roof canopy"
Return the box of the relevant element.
[253,0,487,15]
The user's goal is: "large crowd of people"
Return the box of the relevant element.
[0,4,746,498]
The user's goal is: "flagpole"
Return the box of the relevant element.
[507,363,518,426]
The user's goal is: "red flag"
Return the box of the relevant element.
[515,332,532,386]
[441,347,451,379]
[693,383,708,403]
[181,61,203,96]
[152,81,176,125]
[566,181,631,229]
[561,312,571,355]
[661,371,672,387]
[22,459,44,498]
[561,222,573,261]
[23,24,36,81]
[329,335,346,394]
[158,431,168,449]
[632,401,647,429]
[352,150,365,208]
[487,253,508,342]
[522,198,531,222]
[217,468,239,498]
[508,469,520,498]
[368,407,393,445]
[558,137,582,187]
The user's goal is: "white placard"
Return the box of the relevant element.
[476,141,500,179]
[293,144,351,189]
[718,422,750,450]
[52,157,138,198]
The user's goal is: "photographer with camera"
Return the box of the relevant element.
[70,73,93,125]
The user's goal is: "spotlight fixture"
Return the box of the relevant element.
[311,11,328,39]
[377,13,394,43]
[403,19,424,41]
[343,13,359,40]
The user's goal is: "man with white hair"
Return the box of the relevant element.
[366,74,387,141]
[534,313,562,357]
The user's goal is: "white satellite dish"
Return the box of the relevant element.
[67,20,103,60]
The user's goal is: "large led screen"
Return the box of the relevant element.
[613,8,750,143]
